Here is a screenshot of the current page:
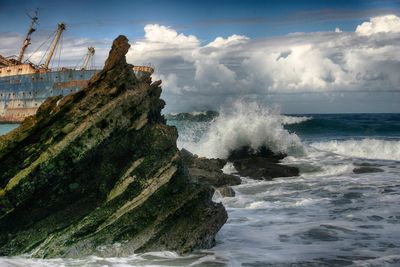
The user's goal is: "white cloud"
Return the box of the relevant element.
[356,14,400,35]
[143,24,199,46]
[2,15,399,112]
[207,34,249,48]
[125,14,400,100]
[127,24,199,65]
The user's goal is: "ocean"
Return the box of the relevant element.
[1,104,399,267]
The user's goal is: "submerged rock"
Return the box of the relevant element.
[227,145,286,163]
[353,166,384,174]
[0,36,226,257]
[233,157,299,180]
[228,146,299,180]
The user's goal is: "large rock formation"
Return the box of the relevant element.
[0,36,227,258]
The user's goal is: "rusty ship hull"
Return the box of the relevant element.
[0,12,101,123]
[0,68,98,123]
[0,12,153,123]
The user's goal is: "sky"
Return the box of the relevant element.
[1,0,400,113]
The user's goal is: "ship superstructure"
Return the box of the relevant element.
[0,11,155,123]
[0,10,98,123]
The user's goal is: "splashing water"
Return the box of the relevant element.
[178,101,305,159]
[310,138,400,161]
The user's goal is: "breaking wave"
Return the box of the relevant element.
[280,115,312,125]
[310,138,400,161]
[180,101,304,159]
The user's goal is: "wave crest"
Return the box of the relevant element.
[310,138,400,161]
[181,101,304,159]
[281,115,312,125]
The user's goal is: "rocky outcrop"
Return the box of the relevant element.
[228,146,287,163]
[181,149,240,197]
[228,146,299,180]
[165,111,219,122]
[181,149,241,187]
[0,36,227,258]
[233,157,299,180]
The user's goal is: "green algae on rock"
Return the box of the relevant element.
[0,35,227,258]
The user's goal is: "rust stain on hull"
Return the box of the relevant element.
[0,107,37,123]
[54,80,88,89]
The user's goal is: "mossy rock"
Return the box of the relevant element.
[0,35,227,258]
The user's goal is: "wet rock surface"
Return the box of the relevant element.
[217,185,236,197]
[181,148,241,187]
[228,146,299,180]
[233,157,299,180]
[353,166,384,174]
[227,145,286,163]
[0,36,227,258]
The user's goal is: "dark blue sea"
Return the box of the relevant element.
[1,107,399,266]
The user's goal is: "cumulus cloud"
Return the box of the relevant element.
[126,14,400,102]
[356,14,400,35]
[206,34,249,48]
[127,24,199,64]
[143,24,199,46]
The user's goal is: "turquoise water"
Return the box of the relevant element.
[169,113,400,142]
[0,124,18,136]
[285,113,400,141]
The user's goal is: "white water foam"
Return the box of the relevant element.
[180,101,304,159]
[280,115,311,125]
[221,162,237,174]
[0,251,222,267]
[310,138,400,161]
[353,255,400,267]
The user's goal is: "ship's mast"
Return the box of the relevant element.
[42,22,65,69]
[81,47,95,70]
[18,9,38,63]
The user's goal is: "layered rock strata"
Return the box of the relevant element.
[0,36,227,258]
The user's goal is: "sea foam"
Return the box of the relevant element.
[310,138,400,161]
[180,101,304,159]
[280,115,311,125]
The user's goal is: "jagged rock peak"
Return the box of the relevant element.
[88,34,137,91]
[104,35,130,70]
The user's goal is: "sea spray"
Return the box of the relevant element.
[310,138,400,161]
[280,115,311,125]
[178,101,305,158]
